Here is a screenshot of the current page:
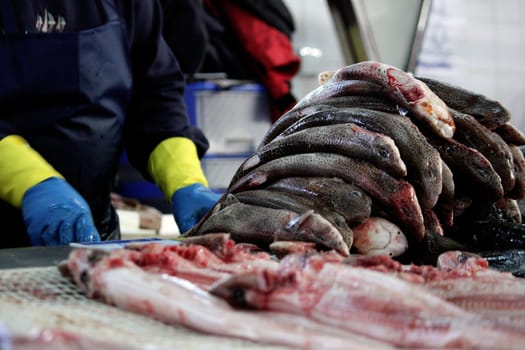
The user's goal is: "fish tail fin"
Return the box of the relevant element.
[285,209,315,233]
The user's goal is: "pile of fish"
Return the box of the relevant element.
[186,60,525,271]
[60,234,525,349]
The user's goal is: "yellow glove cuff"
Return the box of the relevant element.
[147,137,208,201]
[0,135,63,208]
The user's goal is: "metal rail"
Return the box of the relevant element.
[327,0,432,71]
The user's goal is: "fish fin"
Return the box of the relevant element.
[215,193,240,212]
[242,154,261,171]
[318,70,336,85]
[285,209,315,232]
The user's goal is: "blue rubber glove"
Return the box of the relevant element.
[171,183,221,233]
[21,177,100,246]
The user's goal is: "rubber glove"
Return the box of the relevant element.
[171,183,221,232]
[22,177,100,245]
[0,135,100,245]
[148,137,221,233]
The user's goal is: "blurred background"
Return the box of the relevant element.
[286,0,525,131]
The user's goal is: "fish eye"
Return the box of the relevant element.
[286,217,299,230]
[350,190,362,198]
[377,147,390,159]
[232,288,247,306]
[80,270,89,285]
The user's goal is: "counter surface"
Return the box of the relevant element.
[0,245,72,269]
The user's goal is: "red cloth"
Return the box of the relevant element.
[216,0,301,121]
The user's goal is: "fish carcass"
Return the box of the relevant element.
[210,249,525,349]
[60,240,394,350]
[60,237,525,350]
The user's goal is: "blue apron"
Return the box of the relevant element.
[0,0,132,247]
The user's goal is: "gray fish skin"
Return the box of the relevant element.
[232,123,407,185]
[508,145,525,199]
[295,95,400,115]
[422,209,444,236]
[194,202,350,256]
[331,61,455,139]
[183,192,234,236]
[417,76,511,130]
[233,189,354,247]
[434,161,455,228]
[266,176,372,224]
[260,94,398,148]
[228,152,425,241]
[494,123,525,146]
[260,104,336,148]
[491,197,522,223]
[294,79,386,109]
[278,107,442,209]
[451,109,515,194]
[427,133,504,201]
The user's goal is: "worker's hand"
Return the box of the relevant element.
[21,177,100,246]
[171,183,221,233]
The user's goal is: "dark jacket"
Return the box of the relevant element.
[0,0,209,247]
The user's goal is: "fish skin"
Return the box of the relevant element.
[507,145,525,199]
[331,61,455,139]
[260,104,336,148]
[294,79,386,109]
[232,123,407,185]
[294,95,400,115]
[417,76,511,130]
[426,132,504,201]
[233,189,354,247]
[451,109,515,194]
[194,202,350,256]
[277,107,443,209]
[434,161,456,228]
[494,123,525,146]
[260,95,400,147]
[228,152,425,241]
[493,198,522,224]
[422,208,445,236]
[351,217,408,257]
[184,192,237,236]
[266,176,372,224]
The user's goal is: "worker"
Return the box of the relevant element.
[0,0,221,248]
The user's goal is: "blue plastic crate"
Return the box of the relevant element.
[184,81,272,154]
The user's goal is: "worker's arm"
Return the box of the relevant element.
[148,137,221,233]
[0,135,100,245]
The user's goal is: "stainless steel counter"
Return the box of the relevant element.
[0,246,72,269]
